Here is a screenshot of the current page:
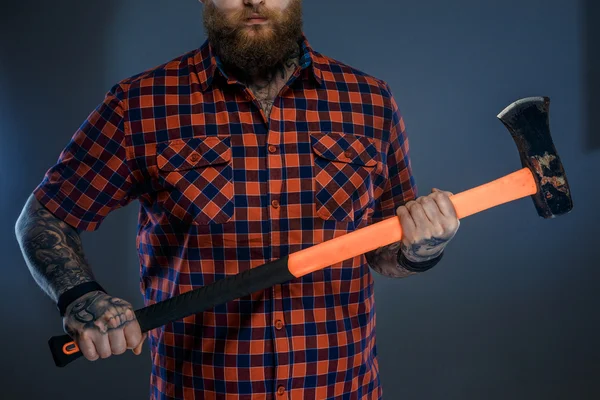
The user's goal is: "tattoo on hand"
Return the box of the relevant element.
[65,292,134,337]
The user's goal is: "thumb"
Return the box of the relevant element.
[132,333,147,356]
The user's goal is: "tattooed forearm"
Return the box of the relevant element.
[366,237,448,278]
[365,242,416,279]
[15,194,95,301]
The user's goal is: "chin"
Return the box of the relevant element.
[242,25,275,39]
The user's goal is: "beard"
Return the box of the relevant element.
[202,0,303,78]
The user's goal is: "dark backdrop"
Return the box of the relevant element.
[1,0,598,399]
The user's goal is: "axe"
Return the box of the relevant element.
[48,96,573,367]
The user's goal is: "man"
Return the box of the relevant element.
[15,0,460,398]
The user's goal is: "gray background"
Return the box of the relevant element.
[1,0,598,399]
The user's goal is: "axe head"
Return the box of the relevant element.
[497,96,573,218]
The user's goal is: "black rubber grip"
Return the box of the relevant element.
[135,256,293,332]
[49,256,294,367]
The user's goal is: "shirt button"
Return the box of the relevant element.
[277,386,286,396]
[190,153,200,162]
[344,150,353,159]
[275,320,284,330]
[268,145,277,153]
[271,200,280,209]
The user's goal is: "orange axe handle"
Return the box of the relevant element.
[288,167,537,277]
[49,167,537,368]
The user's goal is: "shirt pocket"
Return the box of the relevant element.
[310,132,381,223]
[156,136,234,225]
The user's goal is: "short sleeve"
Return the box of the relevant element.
[33,85,138,231]
[371,85,418,224]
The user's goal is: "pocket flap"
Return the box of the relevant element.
[157,137,231,171]
[310,132,378,167]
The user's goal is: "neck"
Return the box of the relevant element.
[218,42,302,86]
[249,48,302,85]
[235,46,302,119]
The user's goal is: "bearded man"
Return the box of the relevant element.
[15,0,460,398]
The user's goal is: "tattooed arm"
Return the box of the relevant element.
[15,194,146,359]
[366,189,459,278]
[15,194,95,300]
[366,241,416,279]
[366,238,446,278]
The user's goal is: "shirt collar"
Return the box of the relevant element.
[195,34,324,91]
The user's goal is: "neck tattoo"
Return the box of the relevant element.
[246,50,301,119]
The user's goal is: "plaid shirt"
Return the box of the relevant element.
[34,35,417,399]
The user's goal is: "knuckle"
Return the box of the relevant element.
[397,206,411,218]
[99,312,114,324]
[408,202,421,212]
[433,227,445,237]
[113,314,124,326]
[418,198,432,207]
[79,330,93,341]
[125,309,135,320]
[401,235,414,244]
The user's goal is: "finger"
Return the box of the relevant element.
[133,333,147,356]
[416,196,443,225]
[406,200,431,229]
[123,317,143,349]
[396,204,416,234]
[77,331,99,361]
[431,190,458,219]
[93,333,112,359]
[108,328,128,355]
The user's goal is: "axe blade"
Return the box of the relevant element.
[497,96,573,218]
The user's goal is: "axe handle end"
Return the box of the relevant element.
[450,168,537,219]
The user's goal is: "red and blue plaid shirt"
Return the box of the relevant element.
[34,35,417,399]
